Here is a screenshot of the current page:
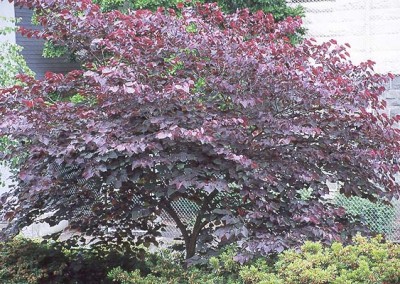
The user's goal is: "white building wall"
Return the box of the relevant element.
[0,1,15,196]
[0,1,16,44]
[0,163,13,196]
[289,0,400,74]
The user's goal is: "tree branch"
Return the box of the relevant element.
[186,190,218,257]
[159,198,190,242]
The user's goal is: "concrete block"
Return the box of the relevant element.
[387,99,400,107]
[369,8,400,21]
[384,90,400,99]
[370,19,400,35]
[392,76,400,89]
[338,0,366,11]
[370,0,400,9]
[369,35,400,50]
[301,0,400,74]
[389,107,400,117]
[300,1,336,12]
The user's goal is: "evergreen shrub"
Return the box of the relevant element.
[1,236,399,283]
[107,235,400,284]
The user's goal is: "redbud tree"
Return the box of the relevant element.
[1,0,399,261]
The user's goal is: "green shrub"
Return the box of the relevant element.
[0,238,68,284]
[2,236,398,283]
[108,236,400,284]
[0,238,144,284]
[274,235,400,284]
[107,248,240,284]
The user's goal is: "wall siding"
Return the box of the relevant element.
[14,7,79,79]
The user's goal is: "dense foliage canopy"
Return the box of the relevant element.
[43,0,303,58]
[1,0,400,261]
[93,0,303,20]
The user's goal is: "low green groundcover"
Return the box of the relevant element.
[0,235,399,283]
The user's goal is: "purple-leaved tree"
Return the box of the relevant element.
[1,0,400,261]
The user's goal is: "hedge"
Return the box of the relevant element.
[1,235,399,283]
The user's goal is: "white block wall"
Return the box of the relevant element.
[0,163,13,195]
[0,1,16,199]
[0,1,16,44]
[289,0,400,74]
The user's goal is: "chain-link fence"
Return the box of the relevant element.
[141,196,400,243]
[2,163,400,242]
[157,199,200,239]
[334,195,400,242]
[158,194,400,242]
[52,164,200,240]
